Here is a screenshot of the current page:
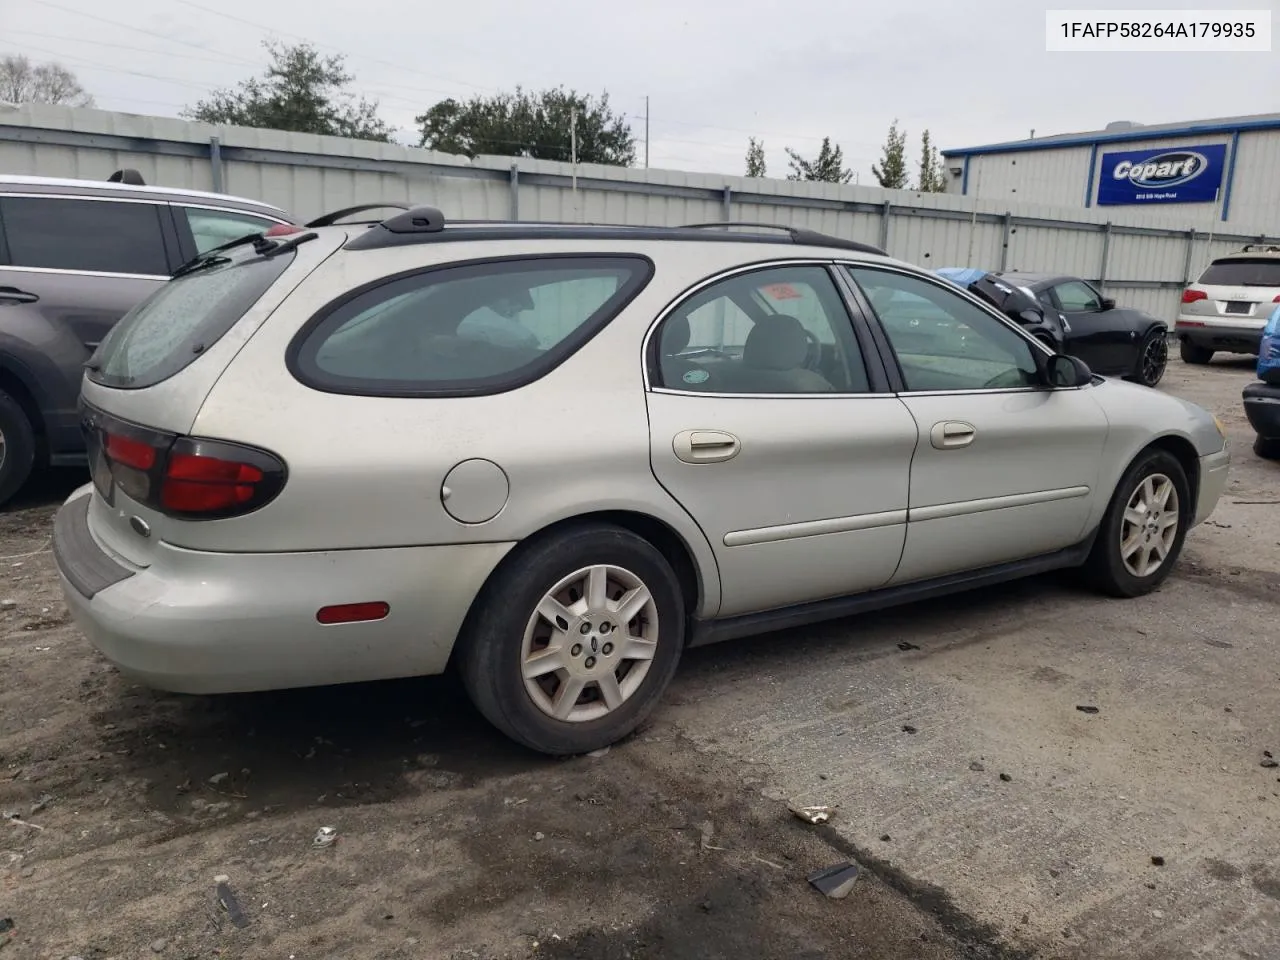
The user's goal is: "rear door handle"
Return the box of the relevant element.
[673,429,740,463]
[0,287,38,305]
[930,421,976,449]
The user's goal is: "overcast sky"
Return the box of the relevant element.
[3,0,1278,182]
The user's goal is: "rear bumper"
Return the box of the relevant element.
[1244,382,1280,440]
[52,485,515,694]
[1175,318,1263,352]
[1193,446,1231,527]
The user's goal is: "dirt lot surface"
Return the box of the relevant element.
[1,355,1277,959]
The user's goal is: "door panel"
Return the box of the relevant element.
[647,393,918,616]
[844,266,1110,582]
[890,390,1107,583]
[1051,280,1130,372]
[644,262,917,618]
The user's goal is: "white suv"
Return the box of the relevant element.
[1177,245,1280,364]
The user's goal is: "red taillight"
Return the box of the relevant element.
[264,223,303,237]
[105,432,157,470]
[88,407,285,520]
[1182,289,1207,304]
[1273,295,1280,303]
[161,452,265,514]
[317,602,390,625]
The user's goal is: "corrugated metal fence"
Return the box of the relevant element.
[2,103,1277,321]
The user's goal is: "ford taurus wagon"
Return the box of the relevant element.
[52,207,1231,755]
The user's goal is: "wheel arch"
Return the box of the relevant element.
[447,508,716,672]
[0,360,47,445]
[1143,433,1201,509]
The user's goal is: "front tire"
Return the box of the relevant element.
[0,389,37,508]
[457,522,686,756]
[1126,328,1168,387]
[1179,339,1214,365]
[1083,448,1191,598]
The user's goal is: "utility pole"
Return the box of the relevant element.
[570,106,579,220]
[644,96,650,168]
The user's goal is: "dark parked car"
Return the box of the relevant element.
[936,268,1169,387]
[0,172,293,506]
[1244,305,1280,460]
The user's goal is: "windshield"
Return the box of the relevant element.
[1198,258,1280,287]
[87,244,295,389]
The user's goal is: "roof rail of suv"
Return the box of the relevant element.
[305,202,411,228]
[344,205,889,256]
[1240,243,1280,254]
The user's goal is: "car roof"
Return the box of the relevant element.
[0,173,286,215]
[1211,245,1280,261]
[993,271,1060,287]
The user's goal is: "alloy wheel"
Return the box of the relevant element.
[521,564,660,723]
[1120,473,1180,578]
[1141,333,1169,385]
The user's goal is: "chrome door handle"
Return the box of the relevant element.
[673,429,740,463]
[930,421,975,449]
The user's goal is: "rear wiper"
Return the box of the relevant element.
[171,231,318,279]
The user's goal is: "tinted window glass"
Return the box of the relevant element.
[654,265,868,394]
[1054,280,1101,311]
[1198,258,1280,287]
[87,245,294,389]
[0,197,168,275]
[847,267,1039,392]
[291,257,651,396]
[180,206,280,254]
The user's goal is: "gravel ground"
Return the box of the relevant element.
[0,354,1274,959]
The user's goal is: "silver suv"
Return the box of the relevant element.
[1177,244,1280,364]
[0,171,290,504]
[52,207,1230,756]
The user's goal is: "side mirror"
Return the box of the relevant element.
[1100,297,1116,311]
[1046,353,1093,387]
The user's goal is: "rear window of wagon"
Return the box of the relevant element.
[287,255,654,397]
[87,245,295,390]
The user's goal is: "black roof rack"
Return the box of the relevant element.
[679,221,885,256]
[107,168,145,186]
[344,205,888,256]
[305,203,411,228]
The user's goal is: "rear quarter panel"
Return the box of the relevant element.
[182,239,824,618]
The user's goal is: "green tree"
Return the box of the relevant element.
[416,87,634,166]
[183,41,392,142]
[784,137,852,184]
[0,55,94,107]
[745,137,767,177]
[916,129,946,192]
[872,119,909,189]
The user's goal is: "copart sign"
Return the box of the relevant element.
[1096,143,1227,205]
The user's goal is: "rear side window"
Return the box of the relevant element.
[178,206,281,254]
[87,245,295,389]
[0,197,168,276]
[1198,258,1280,287]
[289,256,653,397]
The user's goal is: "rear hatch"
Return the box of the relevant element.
[1184,256,1280,323]
[77,226,347,568]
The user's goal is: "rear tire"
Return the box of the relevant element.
[0,389,37,508]
[1255,436,1280,460]
[1083,448,1191,598]
[457,522,686,756]
[1126,328,1168,387]
[1179,339,1214,365]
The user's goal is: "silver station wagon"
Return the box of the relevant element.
[52,208,1231,755]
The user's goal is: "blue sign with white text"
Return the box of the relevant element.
[1096,143,1227,206]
